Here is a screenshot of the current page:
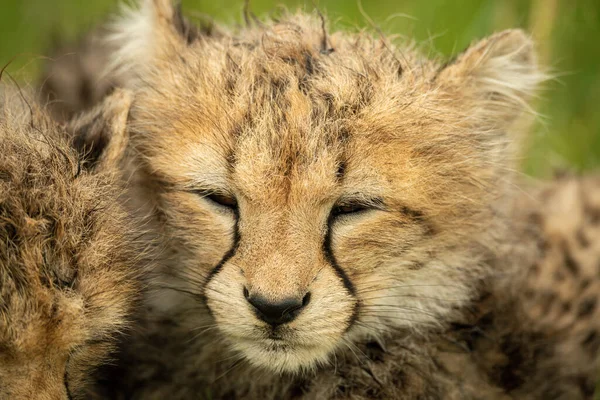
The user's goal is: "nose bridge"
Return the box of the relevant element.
[240,207,318,300]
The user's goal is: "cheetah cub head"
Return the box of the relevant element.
[0,88,141,398]
[110,0,543,373]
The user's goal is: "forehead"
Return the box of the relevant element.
[132,26,455,198]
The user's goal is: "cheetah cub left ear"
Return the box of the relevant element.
[0,87,145,399]
[68,88,133,171]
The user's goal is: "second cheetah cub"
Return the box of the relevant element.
[0,86,145,399]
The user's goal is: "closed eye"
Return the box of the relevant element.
[331,197,384,219]
[193,190,238,210]
[331,203,369,217]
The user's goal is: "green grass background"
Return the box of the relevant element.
[0,0,598,175]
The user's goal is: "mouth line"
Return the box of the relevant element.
[231,334,319,351]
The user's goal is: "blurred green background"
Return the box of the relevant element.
[0,0,599,177]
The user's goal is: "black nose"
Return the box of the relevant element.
[244,289,311,326]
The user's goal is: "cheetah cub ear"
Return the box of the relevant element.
[437,29,545,125]
[107,0,198,82]
[68,88,133,171]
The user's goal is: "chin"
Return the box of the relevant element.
[227,334,340,374]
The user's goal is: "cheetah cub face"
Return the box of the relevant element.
[0,88,139,398]
[111,0,543,373]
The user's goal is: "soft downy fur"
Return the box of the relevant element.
[55,0,599,398]
[0,85,147,399]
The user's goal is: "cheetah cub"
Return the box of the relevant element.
[0,86,144,399]
[66,0,598,398]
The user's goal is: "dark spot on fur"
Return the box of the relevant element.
[224,150,237,174]
[563,244,580,275]
[577,376,596,397]
[554,269,566,282]
[270,78,288,99]
[298,78,309,95]
[577,297,597,318]
[588,207,600,225]
[281,57,297,66]
[339,127,351,143]
[409,262,424,270]
[529,263,540,276]
[576,228,590,248]
[230,122,243,138]
[561,301,572,313]
[540,291,557,314]
[528,211,543,226]
[400,206,436,236]
[304,52,314,76]
[321,92,335,114]
[224,77,236,97]
[232,40,256,51]
[537,238,549,256]
[0,169,11,181]
[581,330,599,351]
[336,160,346,180]
[395,62,403,78]
[401,206,424,220]
[580,278,591,291]
[339,103,360,116]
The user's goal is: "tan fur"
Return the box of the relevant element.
[47,1,599,398]
[0,86,144,399]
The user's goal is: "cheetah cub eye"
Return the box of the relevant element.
[192,189,238,211]
[331,198,384,220]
